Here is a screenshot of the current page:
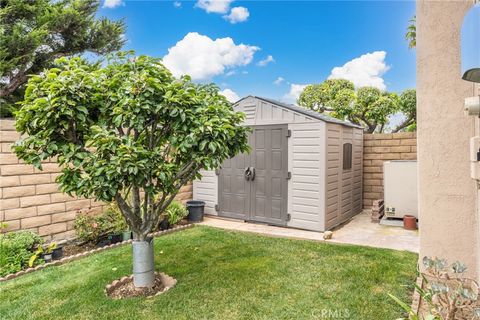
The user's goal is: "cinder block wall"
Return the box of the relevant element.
[362,132,417,208]
[0,119,193,241]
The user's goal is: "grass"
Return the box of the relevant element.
[0,226,418,320]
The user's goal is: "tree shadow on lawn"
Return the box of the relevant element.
[0,226,417,320]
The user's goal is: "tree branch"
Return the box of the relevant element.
[392,117,415,133]
[0,69,29,98]
[132,185,141,217]
[115,193,142,236]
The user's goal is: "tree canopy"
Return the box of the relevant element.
[14,53,250,240]
[297,79,416,133]
[0,0,125,117]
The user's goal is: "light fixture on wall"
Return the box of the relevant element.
[463,68,480,83]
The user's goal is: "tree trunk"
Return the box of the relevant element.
[132,236,155,288]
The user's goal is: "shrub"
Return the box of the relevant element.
[74,204,128,244]
[0,231,44,277]
[164,201,188,225]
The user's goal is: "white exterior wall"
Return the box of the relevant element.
[287,122,326,231]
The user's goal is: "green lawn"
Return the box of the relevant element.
[0,226,417,320]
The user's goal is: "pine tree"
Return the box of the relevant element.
[0,0,125,117]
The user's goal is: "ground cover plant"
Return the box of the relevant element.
[0,230,44,277]
[0,226,418,320]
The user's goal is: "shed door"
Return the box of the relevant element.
[217,133,253,220]
[249,125,288,225]
[218,125,288,226]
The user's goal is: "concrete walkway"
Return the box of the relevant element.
[200,211,419,253]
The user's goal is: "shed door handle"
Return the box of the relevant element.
[250,167,255,181]
[244,167,252,181]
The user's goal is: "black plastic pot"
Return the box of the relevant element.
[159,218,170,231]
[52,247,63,260]
[96,238,110,248]
[186,200,205,222]
[109,233,123,244]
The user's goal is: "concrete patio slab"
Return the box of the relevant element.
[330,211,419,253]
[200,211,419,253]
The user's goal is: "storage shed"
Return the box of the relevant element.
[193,96,363,231]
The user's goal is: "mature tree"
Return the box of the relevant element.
[297,79,354,113]
[298,79,406,133]
[392,89,416,132]
[14,54,250,288]
[406,15,416,49]
[0,0,125,117]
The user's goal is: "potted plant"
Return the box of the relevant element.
[158,215,170,231]
[29,242,57,267]
[106,204,129,243]
[166,201,189,226]
[122,230,132,241]
[52,245,63,260]
[108,233,123,244]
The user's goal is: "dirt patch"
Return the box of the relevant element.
[62,242,97,257]
[105,273,177,299]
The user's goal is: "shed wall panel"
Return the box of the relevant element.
[287,122,325,231]
[193,169,218,215]
[235,98,315,126]
[324,124,363,229]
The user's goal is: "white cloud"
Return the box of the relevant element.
[283,83,308,103]
[225,70,236,77]
[328,51,390,91]
[224,6,250,24]
[220,89,240,103]
[274,77,285,85]
[163,32,259,80]
[173,1,182,8]
[119,33,130,44]
[257,55,275,67]
[196,0,233,14]
[103,0,124,9]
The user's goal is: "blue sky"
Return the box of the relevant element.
[99,0,417,102]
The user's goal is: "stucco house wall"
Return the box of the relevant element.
[417,0,479,279]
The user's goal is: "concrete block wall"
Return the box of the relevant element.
[0,119,193,241]
[362,132,417,208]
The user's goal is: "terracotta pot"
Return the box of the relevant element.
[403,215,417,230]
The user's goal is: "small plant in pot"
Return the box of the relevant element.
[29,242,57,267]
[105,204,129,244]
[52,245,64,260]
[158,215,170,231]
[74,203,130,246]
[165,201,188,227]
[122,230,132,241]
[156,201,188,231]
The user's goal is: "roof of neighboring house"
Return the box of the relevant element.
[235,96,363,129]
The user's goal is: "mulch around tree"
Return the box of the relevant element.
[105,273,177,299]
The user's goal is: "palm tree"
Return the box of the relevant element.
[406,15,416,49]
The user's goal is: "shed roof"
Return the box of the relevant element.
[236,96,363,129]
